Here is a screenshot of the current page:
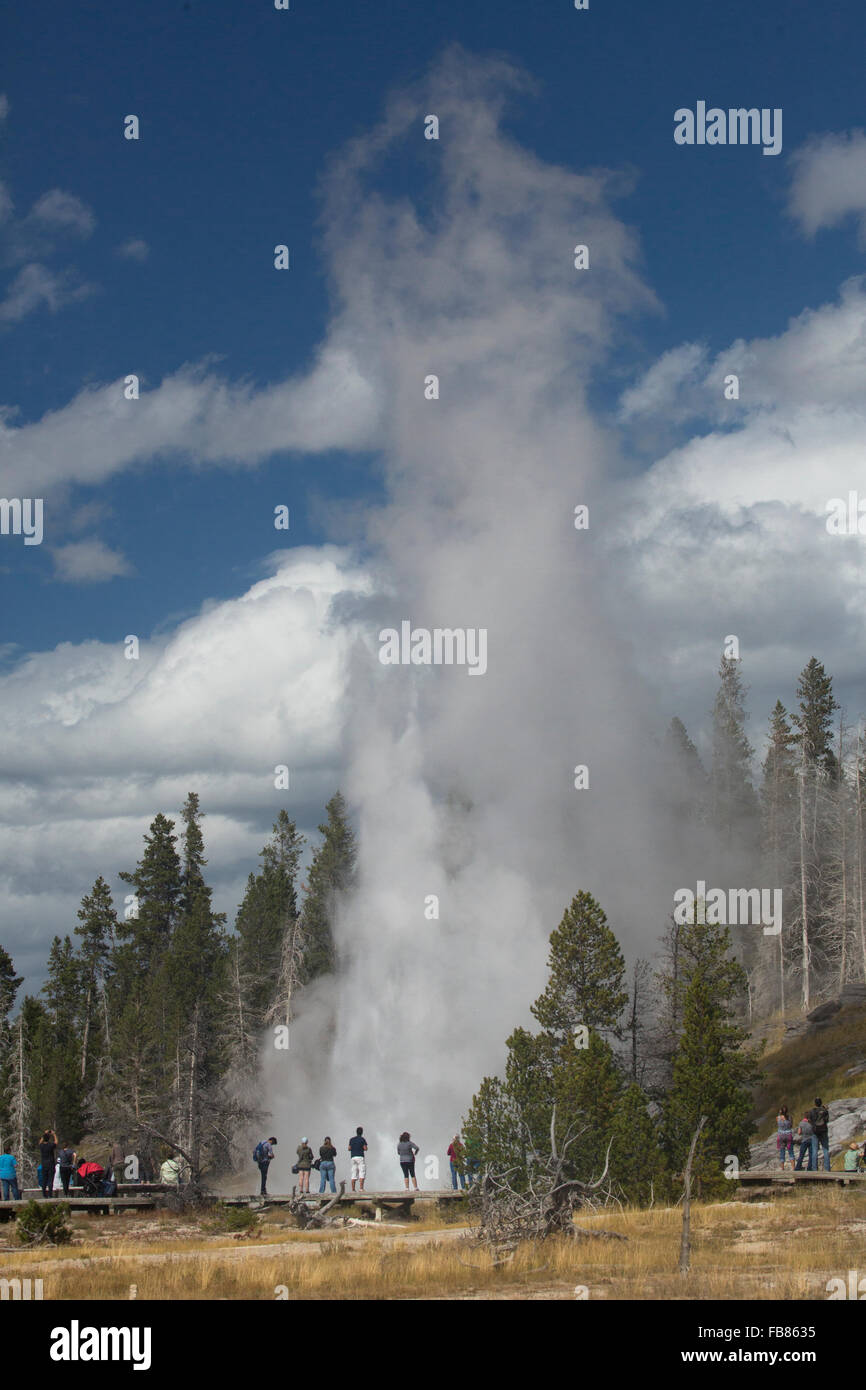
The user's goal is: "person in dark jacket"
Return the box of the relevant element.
[257,1137,277,1196]
[808,1097,831,1172]
[318,1137,337,1194]
[57,1142,77,1195]
[38,1129,58,1198]
[397,1132,420,1191]
[296,1138,314,1193]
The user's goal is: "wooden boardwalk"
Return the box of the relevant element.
[223,1188,471,1212]
[738,1169,866,1187]
[0,1197,157,1219]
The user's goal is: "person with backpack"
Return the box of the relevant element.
[809,1097,831,1172]
[776,1105,795,1170]
[794,1113,816,1171]
[296,1138,314,1193]
[397,1132,420,1191]
[318,1137,337,1194]
[38,1129,58,1198]
[0,1145,21,1201]
[253,1137,277,1196]
[348,1128,367,1191]
[57,1142,77,1195]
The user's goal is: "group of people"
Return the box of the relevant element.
[776,1098,866,1172]
[253,1129,480,1196]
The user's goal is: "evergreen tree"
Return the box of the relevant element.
[710,655,759,852]
[759,702,799,1015]
[236,810,304,1024]
[74,877,117,1089]
[662,716,708,825]
[40,937,86,1140]
[300,792,357,980]
[661,916,761,1193]
[609,1082,665,1205]
[531,891,628,1040]
[793,658,839,778]
[551,1028,624,1183]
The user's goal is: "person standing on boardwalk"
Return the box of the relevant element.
[0,1145,21,1200]
[57,1142,77,1195]
[398,1132,420,1191]
[809,1097,831,1172]
[254,1137,277,1195]
[348,1127,367,1192]
[776,1105,794,1171]
[447,1135,467,1189]
[318,1137,337,1194]
[38,1129,58,1198]
[296,1138,314,1193]
[794,1113,816,1171]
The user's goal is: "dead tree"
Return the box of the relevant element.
[678,1114,707,1276]
[470,1107,627,1256]
[287,1181,346,1229]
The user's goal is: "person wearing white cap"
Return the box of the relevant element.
[296,1137,314,1193]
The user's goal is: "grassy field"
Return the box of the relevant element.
[2,1188,865,1300]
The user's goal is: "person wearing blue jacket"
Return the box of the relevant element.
[0,1145,21,1200]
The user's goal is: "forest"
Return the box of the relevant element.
[1,651,863,1192]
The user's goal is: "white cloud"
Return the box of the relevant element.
[789,129,866,240]
[0,546,371,955]
[116,237,150,262]
[29,189,95,238]
[0,345,381,493]
[51,539,134,584]
[0,263,94,323]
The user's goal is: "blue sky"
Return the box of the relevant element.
[3,0,865,652]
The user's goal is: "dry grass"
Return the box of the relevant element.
[3,1187,865,1300]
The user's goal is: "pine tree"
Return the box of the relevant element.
[791,659,840,1007]
[300,792,357,980]
[759,702,798,1015]
[40,936,86,1140]
[236,811,305,1025]
[551,1028,624,1183]
[74,877,117,1089]
[793,658,839,777]
[609,1082,665,1205]
[531,891,628,1040]
[0,949,23,1146]
[710,655,759,853]
[663,716,708,825]
[160,794,229,1178]
[661,916,761,1193]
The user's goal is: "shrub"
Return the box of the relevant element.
[16,1200,72,1246]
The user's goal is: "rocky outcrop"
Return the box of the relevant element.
[749,1097,866,1168]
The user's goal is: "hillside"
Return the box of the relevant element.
[751,993,866,1156]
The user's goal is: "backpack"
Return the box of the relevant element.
[253,1141,268,1163]
[815,1105,829,1131]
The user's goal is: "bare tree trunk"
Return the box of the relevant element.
[857,728,866,981]
[80,985,92,1083]
[799,754,811,1011]
[835,714,849,991]
[679,1115,707,1277]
